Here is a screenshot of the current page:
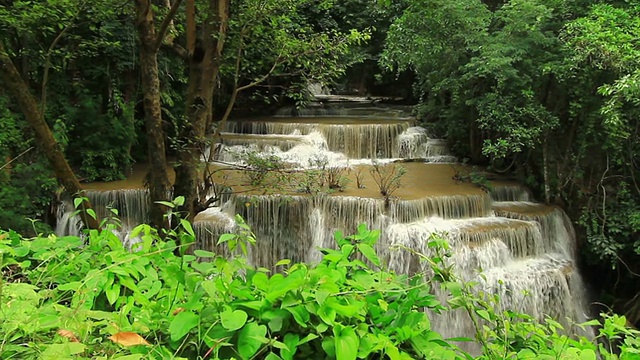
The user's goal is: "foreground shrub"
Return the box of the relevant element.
[0,221,467,359]
[1,218,640,359]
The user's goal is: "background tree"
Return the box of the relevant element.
[382,0,640,323]
[134,0,368,221]
[0,0,127,231]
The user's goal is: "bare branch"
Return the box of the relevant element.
[0,147,33,172]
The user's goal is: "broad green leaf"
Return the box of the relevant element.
[334,325,359,360]
[384,342,402,360]
[238,322,268,359]
[316,289,331,305]
[169,311,199,341]
[266,270,306,302]
[476,309,491,321]
[268,316,283,332]
[73,197,83,208]
[579,349,597,360]
[322,337,336,358]
[41,343,87,360]
[252,272,269,291]
[218,233,236,244]
[13,246,29,257]
[180,219,195,237]
[357,243,380,266]
[282,333,300,360]
[105,284,120,305]
[220,309,248,331]
[318,304,336,325]
[285,305,310,328]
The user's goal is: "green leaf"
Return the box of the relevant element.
[105,284,121,305]
[318,304,337,325]
[86,208,97,220]
[220,309,248,331]
[334,325,359,360]
[476,309,491,322]
[13,246,29,257]
[194,249,217,258]
[268,316,283,332]
[218,233,236,244]
[282,334,300,360]
[285,306,309,328]
[252,272,269,291]
[169,311,200,341]
[73,197,83,208]
[155,200,175,208]
[58,282,82,291]
[180,219,195,237]
[275,259,291,266]
[357,243,380,266]
[238,322,268,359]
[41,343,87,360]
[299,333,318,345]
[580,349,597,360]
[265,353,283,360]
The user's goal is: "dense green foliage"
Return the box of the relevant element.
[2,0,640,337]
[2,218,640,359]
[0,0,370,231]
[382,0,640,322]
[0,95,57,235]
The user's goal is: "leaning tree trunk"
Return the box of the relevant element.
[0,42,99,230]
[173,0,229,220]
[135,0,172,229]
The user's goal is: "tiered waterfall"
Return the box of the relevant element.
[57,102,591,342]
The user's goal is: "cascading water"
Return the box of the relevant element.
[56,102,591,345]
[56,189,149,238]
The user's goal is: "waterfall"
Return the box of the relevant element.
[490,184,532,202]
[57,104,592,344]
[56,189,149,238]
[221,118,415,159]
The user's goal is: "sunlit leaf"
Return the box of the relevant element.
[108,332,150,347]
[334,325,359,360]
[238,322,268,359]
[57,329,80,343]
[220,308,248,331]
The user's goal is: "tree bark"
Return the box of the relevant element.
[0,42,100,230]
[134,0,172,229]
[173,0,229,220]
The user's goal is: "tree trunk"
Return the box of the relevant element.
[173,0,229,220]
[543,135,551,203]
[134,0,172,229]
[0,42,100,230]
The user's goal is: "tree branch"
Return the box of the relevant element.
[0,147,33,172]
[154,0,184,52]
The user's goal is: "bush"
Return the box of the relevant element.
[1,217,639,359]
